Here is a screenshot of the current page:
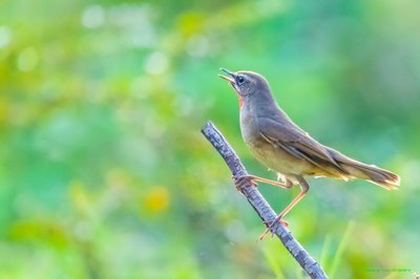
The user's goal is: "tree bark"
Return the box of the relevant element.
[201,121,328,279]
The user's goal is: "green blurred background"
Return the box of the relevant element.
[1,0,419,278]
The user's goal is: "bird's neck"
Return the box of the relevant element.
[242,89,278,118]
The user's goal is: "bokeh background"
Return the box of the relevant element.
[1,0,419,278]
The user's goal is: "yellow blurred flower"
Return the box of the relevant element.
[177,12,205,37]
[143,186,170,214]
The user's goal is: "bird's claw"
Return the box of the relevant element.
[232,174,257,191]
[259,216,288,240]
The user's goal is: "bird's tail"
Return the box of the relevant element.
[341,160,400,190]
[326,148,400,190]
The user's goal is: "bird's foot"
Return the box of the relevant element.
[232,174,257,191]
[259,216,288,240]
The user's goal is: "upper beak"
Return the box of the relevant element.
[218,68,236,83]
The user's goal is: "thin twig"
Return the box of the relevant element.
[201,121,328,279]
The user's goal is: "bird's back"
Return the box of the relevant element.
[240,93,400,189]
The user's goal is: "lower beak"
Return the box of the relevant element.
[218,68,236,84]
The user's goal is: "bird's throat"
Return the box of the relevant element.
[238,95,244,108]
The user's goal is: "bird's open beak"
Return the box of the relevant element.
[218,68,236,84]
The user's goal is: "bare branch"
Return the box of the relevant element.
[201,121,328,279]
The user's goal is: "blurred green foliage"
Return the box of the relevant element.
[0,0,419,278]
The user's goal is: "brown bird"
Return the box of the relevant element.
[219,68,400,238]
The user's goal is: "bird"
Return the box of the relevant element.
[218,68,400,238]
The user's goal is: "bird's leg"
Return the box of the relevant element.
[232,174,257,191]
[233,174,293,191]
[259,177,310,240]
[250,175,294,189]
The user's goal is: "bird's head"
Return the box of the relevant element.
[219,68,273,109]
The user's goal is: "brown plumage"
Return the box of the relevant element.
[258,116,399,190]
[219,68,400,237]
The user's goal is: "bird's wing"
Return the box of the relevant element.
[258,116,349,174]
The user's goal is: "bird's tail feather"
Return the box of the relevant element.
[341,160,400,190]
[326,148,400,190]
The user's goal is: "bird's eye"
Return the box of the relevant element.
[237,76,245,84]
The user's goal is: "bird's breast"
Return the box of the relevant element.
[239,105,316,176]
[239,105,271,158]
[239,104,260,146]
